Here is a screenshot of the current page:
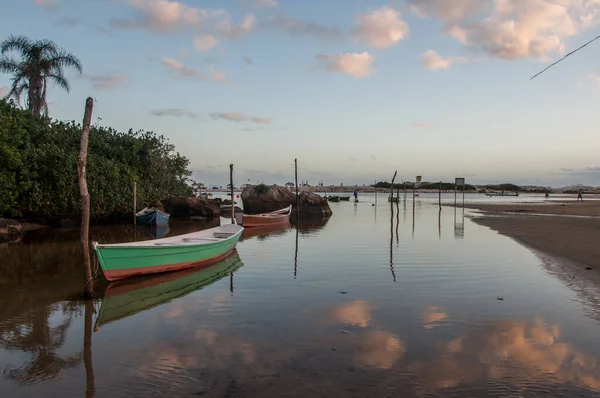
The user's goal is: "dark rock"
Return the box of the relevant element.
[221,205,243,214]
[150,200,165,212]
[241,186,332,219]
[59,218,76,227]
[163,196,221,219]
[297,191,333,218]
[586,267,593,270]
[0,218,24,243]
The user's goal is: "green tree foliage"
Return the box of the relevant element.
[0,99,191,219]
[0,35,83,116]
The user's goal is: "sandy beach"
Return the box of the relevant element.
[464,201,600,281]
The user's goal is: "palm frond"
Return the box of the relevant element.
[7,80,29,106]
[0,57,20,73]
[0,35,31,55]
[34,39,60,58]
[47,71,70,92]
[49,51,83,73]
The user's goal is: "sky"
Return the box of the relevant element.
[2,0,600,187]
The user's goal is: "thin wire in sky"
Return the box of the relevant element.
[530,33,600,80]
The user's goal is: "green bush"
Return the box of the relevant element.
[0,99,191,219]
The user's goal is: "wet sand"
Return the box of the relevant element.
[465,201,600,280]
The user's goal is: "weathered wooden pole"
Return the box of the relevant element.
[229,164,234,223]
[295,159,299,211]
[375,180,377,205]
[78,97,94,299]
[439,181,442,210]
[390,171,397,202]
[454,184,457,208]
[133,180,137,227]
[462,183,465,208]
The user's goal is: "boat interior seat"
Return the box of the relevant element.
[214,232,234,238]
[183,237,222,242]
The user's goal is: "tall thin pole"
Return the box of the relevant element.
[78,97,94,299]
[454,183,457,208]
[462,183,465,208]
[295,159,299,211]
[229,164,234,223]
[375,180,377,205]
[390,171,397,203]
[133,181,137,227]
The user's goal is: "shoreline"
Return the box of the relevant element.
[463,202,600,282]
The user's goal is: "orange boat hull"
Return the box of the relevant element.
[242,213,290,227]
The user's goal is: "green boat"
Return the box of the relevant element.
[327,195,340,202]
[94,253,243,330]
[93,224,243,281]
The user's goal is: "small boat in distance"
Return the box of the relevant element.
[136,207,170,227]
[339,196,351,201]
[327,195,340,202]
[242,205,292,228]
[93,224,243,281]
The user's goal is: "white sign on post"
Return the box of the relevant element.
[455,177,465,186]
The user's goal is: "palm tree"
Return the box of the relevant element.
[0,35,82,116]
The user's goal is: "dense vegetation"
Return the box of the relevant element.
[373,181,477,191]
[0,99,191,220]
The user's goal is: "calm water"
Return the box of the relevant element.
[2,195,600,397]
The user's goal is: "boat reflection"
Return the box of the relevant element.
[137,224,171,240]
[94,252,244,331]
[294,217,330,234]
[241,222,291,241]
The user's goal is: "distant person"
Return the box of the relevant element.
[353,190,358,200]
[578,189,583,201]
[545,192,549,198]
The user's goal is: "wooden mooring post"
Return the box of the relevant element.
[390,171,397,202]
[439,181,442,209]
[295,159,299,211]
[78,97,94,299]
[229,164,235,223]
[133,180,137,227]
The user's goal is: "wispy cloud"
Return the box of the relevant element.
[211,112,272,124]
[315,52,375,78]
[353,7,409,49]
[370,154,377,161]
[82,73,130,90]
[243,56,253,65]
[209,64,230,83]
[56,16,81,27]
[177,49,190,58]
[162,57,204,79]
[412,122,435,128]
[32,0,59,10]
[215,14,256,39]
[151,108,200,118]
[261,16,345,40]
[589,73,600,87]
[421,50,453,70]
[194,34,218,51]
[110,0,225,32]
[0,86,9,97]
[256,0,277,8]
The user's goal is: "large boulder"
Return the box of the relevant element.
[242,185,332,218]
[0,218,24,243]
[162,197,220,219]
[296,191,332,218]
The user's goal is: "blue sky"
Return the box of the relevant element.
[2,0,600,187]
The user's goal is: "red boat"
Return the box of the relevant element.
[241,205,292,228]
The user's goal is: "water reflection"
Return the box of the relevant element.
[409,317,600,394]
[454,206,465,239]
[0,301,82,386]
[241,223,290,241]
[94,253,243,330]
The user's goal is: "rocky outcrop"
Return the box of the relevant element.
[162,197,220,219]
[241,185,332,218]
[296,191,332,218]
[0,218,24,243]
